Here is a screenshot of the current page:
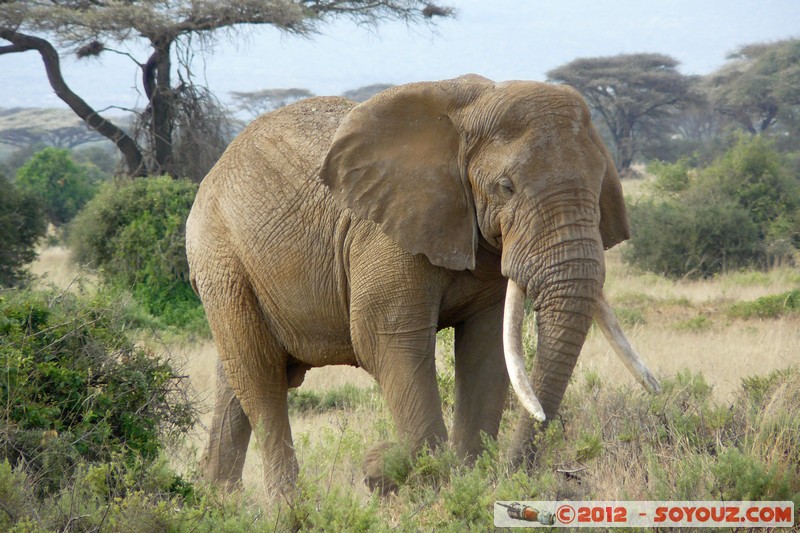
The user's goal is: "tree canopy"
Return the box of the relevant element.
[0,174,46,287]
[548,53,697,174]
[15,147,97,226]
[0,1,452,178]
[705,38,800,135]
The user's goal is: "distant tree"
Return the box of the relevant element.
[72,145,119,176]
[1,143,46,176]
[0,1,453,178]
[341,83,395,102]
[15,147,96,226]
[0,125,105,149]
[0,174,46,287]
[548,53,697,175]
[231,88,315,117]
[0,108,106,149]
[704,39,800,135]
[639,84,725,163]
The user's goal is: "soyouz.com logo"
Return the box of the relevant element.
[494,501,795,528]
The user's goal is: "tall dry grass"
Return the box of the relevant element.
[579,247,799,400]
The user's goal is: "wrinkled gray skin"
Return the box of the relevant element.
[186,75,633,499]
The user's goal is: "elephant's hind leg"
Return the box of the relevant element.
[196,274,298,499]
[200,358,252,489]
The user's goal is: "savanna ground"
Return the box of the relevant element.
[28,215,800,530]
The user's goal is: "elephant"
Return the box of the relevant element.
[185,74,661,499]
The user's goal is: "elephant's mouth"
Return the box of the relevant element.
[502,279,546,421]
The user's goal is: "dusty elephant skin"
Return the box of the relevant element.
[185,75,655,499]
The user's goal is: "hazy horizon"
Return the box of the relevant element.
[1,0,798,112]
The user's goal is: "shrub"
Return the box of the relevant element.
[0,289,196,496]
[625,198,763,278]
[15,147,97,226]
[628,136,800,278]
[69,176,206,331]
[0,176,46,287]
[649,157,692,194]
[695,135,799,235]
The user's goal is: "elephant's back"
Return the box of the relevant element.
[190,96,355,241]
[207,96,355,198]
[238,96,356,170]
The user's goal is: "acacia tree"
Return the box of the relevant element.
[0,108,105,149]
[0,1,452,178]
[341,83,395,102]
[548,53,697,174]
[231,88,316,117]
[704,39,800,135]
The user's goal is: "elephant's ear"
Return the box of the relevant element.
[321,79,487,270]
[590,124,631,249]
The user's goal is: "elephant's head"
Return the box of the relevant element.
[320,74,630,442]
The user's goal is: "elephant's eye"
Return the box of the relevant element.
[498,177,515,197]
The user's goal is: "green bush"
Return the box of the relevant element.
[649,157,692,194]
[695,135,800,236]
[0,176,46,287]
[625,198,763,278]
[69,176,206,332]
[627,136,798,278]
[15,147,98,226]
[0,456,233,532]
[0,289,196,496]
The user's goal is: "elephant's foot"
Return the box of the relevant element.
[507,415,547,470]
[198,446,246,491]
[362,441,406,495]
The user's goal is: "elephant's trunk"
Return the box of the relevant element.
[505,241,604,468]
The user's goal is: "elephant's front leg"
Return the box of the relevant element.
[349,255,448,494]
[354,320,447,493]
[451,303,509,459]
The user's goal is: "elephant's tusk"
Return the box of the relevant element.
[503,280,547,422]
[594,292,662,394]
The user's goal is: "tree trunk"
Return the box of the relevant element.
[615,118,636,176]
[0,29,148,176]
[146,37,175,176]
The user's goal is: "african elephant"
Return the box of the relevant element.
[185,75,660,499]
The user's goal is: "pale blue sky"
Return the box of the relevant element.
[1,0,798,111]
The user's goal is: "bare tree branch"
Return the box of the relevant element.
[0,27,147,175]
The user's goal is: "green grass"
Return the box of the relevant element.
[288,384,380,414]
[728,289,800,319]
[673,314,714,332]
